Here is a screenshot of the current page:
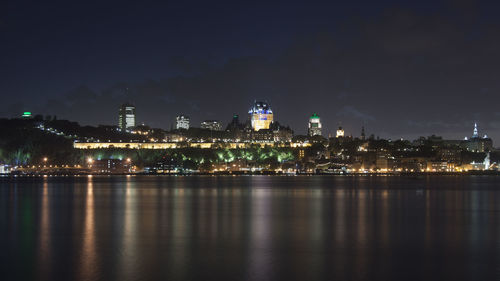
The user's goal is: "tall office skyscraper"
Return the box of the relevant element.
[176,115,190,130]
[308,113,322,136]
[249,101,273,131]
[118,103,136,132]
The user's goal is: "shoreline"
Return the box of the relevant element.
[1,171,500,178]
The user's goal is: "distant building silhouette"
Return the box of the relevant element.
[201,120,223,131]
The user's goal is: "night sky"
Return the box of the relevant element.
[2,0,500,142]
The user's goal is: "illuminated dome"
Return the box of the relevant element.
[249,101,273,131]
[248,101,273,115]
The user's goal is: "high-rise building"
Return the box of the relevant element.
[462,123,493,152]
[472,122,479,138]
[176,115,190,130]
[249,101,273,131]
[336,126,345,138]
[226,114,242,131]
[118,103,136,132]
[21,111,33,119]
[201,120,223,131]
[308,113,322,136]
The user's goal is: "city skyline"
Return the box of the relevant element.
[1,1,500,141]
[14,100,497,145]
[2,2,500,281]
[113,101,496,144]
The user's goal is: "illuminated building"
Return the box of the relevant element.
[461,123,493,152]
[88,158,133,174]
[375,152,395,172]
[249,101,273,131]
[438,148,461,163]
[484,152,490,170]
[244,121,293,142]
[426,161,449,172]
[298,149,305,159]
[0,164,10,174]
[308,113,322,136]
[176,115,190,130]
[473,122,478,137]
[21,111,33,119]
[336,126,344,138]
[73,141,311,149]
[118,103,136,132]
[466,153,491,171]
[246,129,274,142]
[272,126,293,142]
[131,124,152,135]
[150,158,180,173]
[201,120,223,131]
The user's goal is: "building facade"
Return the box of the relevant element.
[176,115,190,130]
[462,123,493,152]
[226,114,243,131]
[308,113,322,136]
[336,126,345,138]
[201,120,223,131]
[118,103,136,132]
[88,159,133,174]
[249,101,273,131]
[21,111,33,119]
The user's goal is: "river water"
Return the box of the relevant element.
[1,175,500,281]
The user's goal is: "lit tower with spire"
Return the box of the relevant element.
[463,122,493,152]
[473,122,479,138]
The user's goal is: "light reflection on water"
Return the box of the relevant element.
[1,175,500,281]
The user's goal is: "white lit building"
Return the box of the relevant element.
[118,103,136,132]
[336,126,345,138]
[0,164,10,174]
[176,115,190,130]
